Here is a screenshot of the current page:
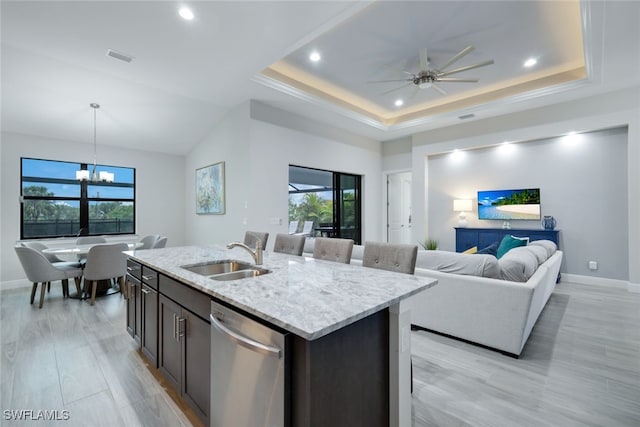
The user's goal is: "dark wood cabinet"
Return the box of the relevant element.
[141,283,158,366]
[157,277,210,425]
[125,273,141,344]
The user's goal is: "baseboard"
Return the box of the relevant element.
[1,279,31,291]
[560,273,637,292]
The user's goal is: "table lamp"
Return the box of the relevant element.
[453,199,473,227]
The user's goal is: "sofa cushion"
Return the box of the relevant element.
[498,246,539,282]
[497,235,529,258]
[416,250,501,279]
[463,246,478,254]
[527,244,548,264]
[529,240,557,257]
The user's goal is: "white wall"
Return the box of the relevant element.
[427,127,628,280]
[184,103,252,246]
[1,132,185,283]
[410,87,640,285]
[184,101,383,248]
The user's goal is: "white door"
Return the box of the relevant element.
[387,172,412,244]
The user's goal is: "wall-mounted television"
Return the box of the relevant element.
[477,188,541,220]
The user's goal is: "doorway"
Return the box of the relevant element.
[387,172,412,244]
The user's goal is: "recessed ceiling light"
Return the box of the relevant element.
[524,58,537,67]
[179,6,194,20]
[309,51,321,62]
[394,99,403,107]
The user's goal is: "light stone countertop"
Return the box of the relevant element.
[126,245,437,340]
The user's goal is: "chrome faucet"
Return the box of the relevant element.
[226,240,263,265]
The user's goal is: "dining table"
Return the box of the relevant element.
[43,241,143,298]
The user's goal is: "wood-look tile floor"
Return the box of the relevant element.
[412,281,640,427]
[1,280,638,426]
[0,282,195,427]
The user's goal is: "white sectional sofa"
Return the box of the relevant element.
[303,238,562,357]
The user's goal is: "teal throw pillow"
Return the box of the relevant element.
[496,235,528,259]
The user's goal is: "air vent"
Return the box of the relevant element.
[458,113,475,120]
[106,49,134,63]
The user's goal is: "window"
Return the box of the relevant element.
[21,158,135,239]
[288,165,362,244]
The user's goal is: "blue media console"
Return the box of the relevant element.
[455,227,560,253]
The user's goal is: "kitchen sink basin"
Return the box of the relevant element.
[209,268,271,281]
[181,260,255,276]
[180,260,270,281]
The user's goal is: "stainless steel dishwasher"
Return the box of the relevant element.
[210,300,289,427]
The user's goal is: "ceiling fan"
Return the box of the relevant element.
[371,46,494,96]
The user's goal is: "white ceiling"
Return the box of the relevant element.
[2,1,639,156]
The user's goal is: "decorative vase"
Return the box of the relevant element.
[542,216,556,230]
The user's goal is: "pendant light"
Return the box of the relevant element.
[76,103,114,182]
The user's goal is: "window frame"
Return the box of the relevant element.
[20,157,136,239]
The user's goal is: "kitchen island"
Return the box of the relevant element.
[125,245,437,427]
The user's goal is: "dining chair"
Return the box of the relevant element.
[295,221,314,237]
[15,246,83,308]
[362,241,418,275]
[138,234,160,249]
[244,231,269,250]
[153,236,168,248]
[313,237,354,264]
[288,220,299,234]
[20,242,82,294]
[82,243,129,305]
[76,236,107,245]
[273,234,306,256]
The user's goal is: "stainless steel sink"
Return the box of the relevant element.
[180,260,270,281]
[181,260,255,276]
[209,268,271,281]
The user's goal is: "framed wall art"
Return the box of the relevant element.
[195,161,225,214]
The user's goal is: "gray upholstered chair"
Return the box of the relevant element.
[21,241,83,293]
[362,241,418,275]
[313,237,354,264]
[273,234,306,256]
[15,246,83,308]
[82,243,129,305]
[138,234,160,249]
[244,231,269,250]
[153,236,168,248]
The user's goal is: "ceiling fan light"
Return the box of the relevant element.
[418,82,431,89]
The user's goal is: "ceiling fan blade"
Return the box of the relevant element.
[368,78,413,83]
[419,48,429,71]
[380,82,413,95]
[431,83,448,95]
[408,86,420,100]
[437,59,495,77]
[436,77,479,83]
[438,45,475,71]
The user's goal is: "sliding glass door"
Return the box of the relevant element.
[289,165,362,244]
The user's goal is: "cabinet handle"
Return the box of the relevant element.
[177,317,186,339]
[142,275,156,282]
[173,314,178,341]
[141,288,150,295]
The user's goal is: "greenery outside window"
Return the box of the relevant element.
[21,157,135,239]
[288,165,361,244]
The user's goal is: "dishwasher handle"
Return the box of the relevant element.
[210,313,282,359]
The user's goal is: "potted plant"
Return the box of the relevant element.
[419,239,439,250]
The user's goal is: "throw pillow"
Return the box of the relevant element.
[476,241,499,256]
[463,246,478,254]
[496,235,529,259]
